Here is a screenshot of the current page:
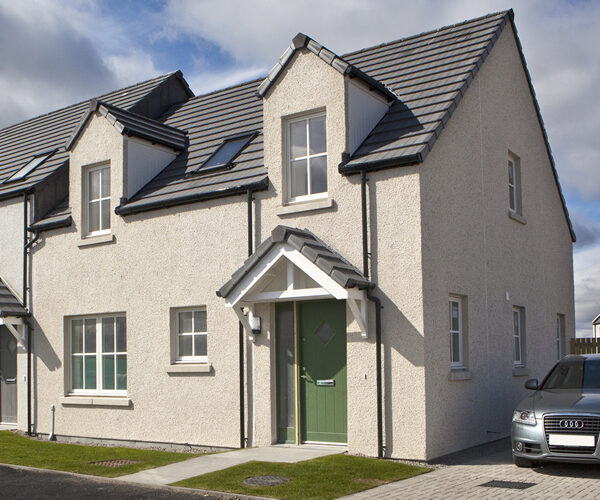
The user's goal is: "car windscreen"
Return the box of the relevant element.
[542,358,600,390]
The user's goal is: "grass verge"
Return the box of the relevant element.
[173,453,430,499]
[0,430,198,477]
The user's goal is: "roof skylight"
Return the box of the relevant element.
[3,150,56,184]
[194,133,256,174]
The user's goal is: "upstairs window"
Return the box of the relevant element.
[508,152,522,215]
[86,165,110,236]
[287,114,327,202]
[3,150,55,184]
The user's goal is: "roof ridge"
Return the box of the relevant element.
[0,71,179,135]
[342,10,511,58]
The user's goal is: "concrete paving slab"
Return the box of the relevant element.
[118,444,346,486]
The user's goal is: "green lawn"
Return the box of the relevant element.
[0,431,198,477]
[174,453,430,500]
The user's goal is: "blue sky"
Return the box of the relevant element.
[1,0,598,335]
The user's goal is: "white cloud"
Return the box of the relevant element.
[574,245,600,337]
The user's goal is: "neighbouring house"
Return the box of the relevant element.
[0,10,575,460]
[593,314,600,338]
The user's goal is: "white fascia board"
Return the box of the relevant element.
[224,243,348,307]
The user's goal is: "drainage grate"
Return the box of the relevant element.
[89,459,142,468]
[243,475,289,486]
[480,480,536,490]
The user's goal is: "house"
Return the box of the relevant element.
[0,10,575,460]
[593,314,600,338]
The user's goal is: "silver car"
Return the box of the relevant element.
[512,354,600,467]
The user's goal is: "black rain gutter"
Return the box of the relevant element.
[339,152,422,176]
[114,178,269,216]
[360,169,384,459]
[22,192,39,436]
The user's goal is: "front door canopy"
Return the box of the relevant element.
[217,225,373,337]
[0,278,29,347]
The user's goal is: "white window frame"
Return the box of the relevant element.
[508,152,522,215]
[85,164,111,236]
[449,297,463,368]
[513,307,524,366]
[286,112,327,204]
[69,314,127,396]
[175,307,208,363]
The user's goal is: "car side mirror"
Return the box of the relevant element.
[525,378,539,390]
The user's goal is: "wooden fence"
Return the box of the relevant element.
[571,338,600,355]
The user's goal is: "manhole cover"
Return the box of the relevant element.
[480,480,536,490]
[89,459,142,468]
[243,475,289,486]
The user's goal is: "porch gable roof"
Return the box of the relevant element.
[217,225,373,300]
[0,278,28,318]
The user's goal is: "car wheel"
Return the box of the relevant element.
[513,455,538,468]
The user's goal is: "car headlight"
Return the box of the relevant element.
[513,409,536,426]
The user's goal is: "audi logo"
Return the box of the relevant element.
[559,419,584,429]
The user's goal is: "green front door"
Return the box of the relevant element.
[276,300,347,444]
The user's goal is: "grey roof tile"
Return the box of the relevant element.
[0,72,184,201]
[0,278,28,318]
[217,225,372,299]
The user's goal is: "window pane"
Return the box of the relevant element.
[450,302,460,331]
[72,356,83,389]
[102,355,115,390]
[451,332,460,363]
[290,121,307,159]
[194,310,207,332]
[88,201,100,233]
[508,161,515,185]
[513,311,520,335]
[89,169,100,200]
[179,335,192,357]
[309,155,327,194]
[116,355,127,390]
[116,317,126,352]
[72,320,84,353]
[84,319,96,353]
[102,317,114,353]
[514,337,521,363]
[179,312,193,333]
[509,185,516,211]
[309,116,326,155]
[101,199,110,231]
[194,334,207,357]
[101,167,110,198]
[290,159,308,198]
[84,355,96,389]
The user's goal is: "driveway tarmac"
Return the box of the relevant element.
[344,437,600,499]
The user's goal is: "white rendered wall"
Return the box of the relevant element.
[125,137,177,199]
[347,80,389,155]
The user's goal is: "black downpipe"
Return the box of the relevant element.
[361,170,384,459]
[239,189,254,448]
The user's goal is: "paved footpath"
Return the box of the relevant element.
[118,444,344,485]
[343,438,600,499]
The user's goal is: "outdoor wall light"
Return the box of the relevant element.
[249,311,261,335]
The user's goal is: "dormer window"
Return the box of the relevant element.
[3,150,55,184]
[287,113,327,202]
[86,164,110,236]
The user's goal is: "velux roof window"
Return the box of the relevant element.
[3,150,56,184]
[193,132,256,174]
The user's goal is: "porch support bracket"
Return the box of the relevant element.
[0,317,27,347]
[347,296,368,338]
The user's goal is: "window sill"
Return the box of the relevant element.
[512,366,530,377]
[78,233,115,248]
[277,197,334,216]
[508,210,527,225]
[448,369,472,381]
[166,363,212,374]
[60,396,131,407]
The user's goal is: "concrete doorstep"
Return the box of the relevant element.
[117,444,346,486]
